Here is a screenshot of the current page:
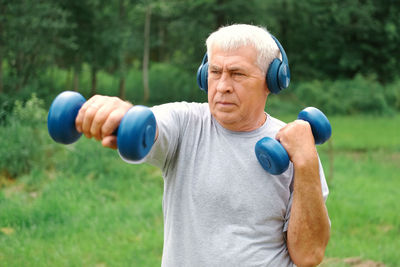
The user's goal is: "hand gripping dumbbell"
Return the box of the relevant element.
[47,91,156,161]
[255,107,332,175]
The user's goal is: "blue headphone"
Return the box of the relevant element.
[196,35,290,94]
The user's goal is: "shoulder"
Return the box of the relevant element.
[149,102,211,134]
[267,114,287,128]
[151,102,209,122]
[262,113,287,137]
[151,101,208,114]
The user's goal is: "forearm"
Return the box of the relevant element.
[287,154,330,267]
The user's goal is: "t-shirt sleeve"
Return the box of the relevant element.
[118,102,190,171]
[282,157,330,233]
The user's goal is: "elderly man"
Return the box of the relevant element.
[76,24,330,267]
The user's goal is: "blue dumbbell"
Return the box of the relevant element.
[255,107,332,175]
[47,91,156,161]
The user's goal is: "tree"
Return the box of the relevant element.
[266,0,400,82]
[143,4,152,103]
[1,0,72,92]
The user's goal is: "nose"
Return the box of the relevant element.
[216,72,233,93]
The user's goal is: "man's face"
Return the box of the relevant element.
[207,45,269,132]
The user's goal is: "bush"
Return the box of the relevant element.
[0,94,59,178]
[293,74,393,115]
[48,63,207,106]
[147,63,206,104]
[384,79,400,111]
[0,93,16,125]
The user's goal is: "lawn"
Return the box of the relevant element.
[0,114,399,266]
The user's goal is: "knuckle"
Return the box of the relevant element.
[85,106,97,118]
[110,96,119,102]
[109,109,124,122]
[90,123,98,136]
[92,94,101,100]
[292,120,310,130]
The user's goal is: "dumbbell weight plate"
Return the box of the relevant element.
[47,91,86,144]
[255,137,290,175]
[297,107,332,145]
[117,105,156,161]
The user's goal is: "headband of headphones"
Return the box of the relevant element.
[196,34,290,94]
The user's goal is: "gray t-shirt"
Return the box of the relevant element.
[122,102,329,267]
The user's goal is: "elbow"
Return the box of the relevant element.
[289,233,330,267]
[291,248,326,267]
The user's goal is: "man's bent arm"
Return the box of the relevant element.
[286,152,330,267]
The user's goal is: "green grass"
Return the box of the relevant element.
[0,114,399,266]
[326,114,400,151]
[316,114,400,266]
[320,151,400,266]
[0,140,164,266]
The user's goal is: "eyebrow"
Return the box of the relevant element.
[209,64,222,71]
[227,66,245,72]
[209,64,246,72]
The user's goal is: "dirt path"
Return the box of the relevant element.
[320,257,386,267]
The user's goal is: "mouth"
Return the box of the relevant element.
[215,101,237,110]
[216,101,235,106]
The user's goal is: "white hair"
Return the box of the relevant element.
[206,24,281,74]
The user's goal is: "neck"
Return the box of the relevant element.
[218,112,267,132]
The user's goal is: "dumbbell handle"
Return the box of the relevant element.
[47,91,156,161]
[255,107,331,175]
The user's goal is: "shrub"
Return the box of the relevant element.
[0,93,15,125]
[0,94,59,178]
[384,79,400,111]
[293,74,393,115]
[148,63,206,104]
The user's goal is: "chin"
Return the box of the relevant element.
[214,113,237,125]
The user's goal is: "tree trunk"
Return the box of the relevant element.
[0,3,6,93]
[119,77,126,100]
[65,68,72,91]
[0,46,3,94]
[215,0,226,27]
[281,0,289,49]
[0,22,3,93]
[15,52,23,91]
[143,5,152,103]
[90,66,97,96]
[73,68,79,91]
[118,0,126,100]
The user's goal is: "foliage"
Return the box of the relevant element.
[148,63,206,104]
[0,0,73,91]
[39,63,206,105]
[1,0,399,107]
[0,92,15,125]
[0,94,59,178]
[292,74,397,115]
[272,0,400,83]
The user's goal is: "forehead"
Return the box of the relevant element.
[209,45,259,69]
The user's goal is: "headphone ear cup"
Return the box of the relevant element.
[278,63,290,90]
[266,59,281,94]
[197,54,209,93]
[200,63,208,93]
[268,34,290,94]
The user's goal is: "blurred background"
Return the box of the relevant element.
[0,0,399,266]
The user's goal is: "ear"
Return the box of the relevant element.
[264,79,271,95]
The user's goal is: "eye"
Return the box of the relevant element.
[233,72,244,77]
[210,70,222,76]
